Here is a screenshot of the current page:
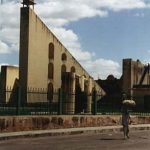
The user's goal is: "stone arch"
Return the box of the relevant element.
[61,64,66,73]
[61,53,67,61]
[61,64,67,90]
[71,66,76,73]
[48,63,54,79]
[49,43,54,59]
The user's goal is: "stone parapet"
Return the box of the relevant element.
[0,115,149,133]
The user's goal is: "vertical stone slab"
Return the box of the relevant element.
[19,7,30,104]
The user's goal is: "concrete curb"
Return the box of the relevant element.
[0,124,150,141]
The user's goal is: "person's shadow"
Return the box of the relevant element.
[98,138,125,140]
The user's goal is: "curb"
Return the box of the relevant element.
[0,124,150,141]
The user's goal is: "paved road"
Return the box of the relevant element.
[0,130,149,150]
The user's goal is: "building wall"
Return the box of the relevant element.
[133,88,150,109]
[122,58,150,110]
[0,66,19,103]
[19,7,104,103]
[6,66,19,88]
[122,59,150,97]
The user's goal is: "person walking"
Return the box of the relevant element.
[122,110,131,139]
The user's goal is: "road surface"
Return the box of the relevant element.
[0,130,149,150]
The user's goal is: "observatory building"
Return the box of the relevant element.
[19,0,105,114]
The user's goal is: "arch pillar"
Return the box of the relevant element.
[86,78,92,114]
[80,75,85,91]
[62,72,76,114]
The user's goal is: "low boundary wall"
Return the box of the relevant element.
[0,115,150,133]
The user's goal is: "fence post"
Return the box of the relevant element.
[16,86,21,115]
[58,88,62,115]
[92,90,97,115]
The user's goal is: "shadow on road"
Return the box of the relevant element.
[98,138,125,141]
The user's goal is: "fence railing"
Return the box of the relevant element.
[0,87,149,116]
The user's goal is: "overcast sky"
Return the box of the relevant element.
[1,0,150,79]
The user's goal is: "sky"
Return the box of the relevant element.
[1,0,150,79]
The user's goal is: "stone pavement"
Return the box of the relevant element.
[0,124,150,141]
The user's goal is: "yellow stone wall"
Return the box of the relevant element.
[19,8,105,103]
[0,66,19,103]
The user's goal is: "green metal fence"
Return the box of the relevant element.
[0,87,150,116]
